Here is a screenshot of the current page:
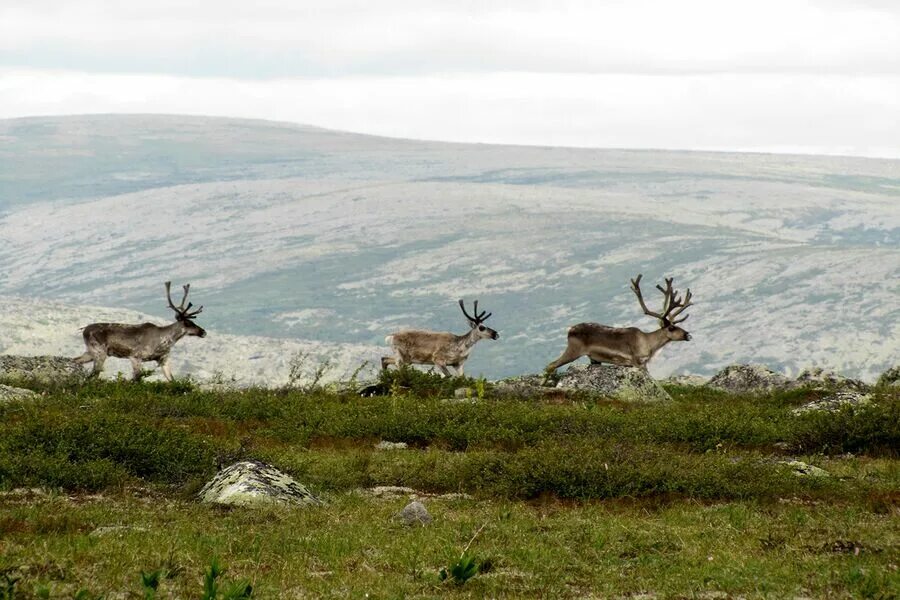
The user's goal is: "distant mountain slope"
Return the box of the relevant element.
[1,115,897,380]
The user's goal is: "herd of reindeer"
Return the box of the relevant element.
[73,274,694,382]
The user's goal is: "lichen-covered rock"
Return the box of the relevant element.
[0,384,38,402]
[492,374,571,402]
[662,374,708,387]
[555,364,671,402]
[794,368,867,392]
[876,366,900,388]
[706,364,792,394]
[0,355,87,386]
[394,500,432,526]
[198,460,321,507]
[791,391,874,415]
[375,441,408,450]
[780,460,829,477]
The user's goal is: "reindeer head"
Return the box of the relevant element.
[458,299,499,340]
[165,281,207,337]
[629,274,693,342]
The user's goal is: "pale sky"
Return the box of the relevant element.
[2,0,899,157]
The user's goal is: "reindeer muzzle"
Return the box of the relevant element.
[685,333,692,341]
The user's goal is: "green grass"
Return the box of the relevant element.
[0,375,897,597]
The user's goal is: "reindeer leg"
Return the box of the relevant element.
[89,352,106,378]
[455,363,465,377]
[381,356,397,370]
[435,363,453,377]
[73,352,93,364]
[130,357,145,381]
[159,358,174,382]
[545,344,582,373]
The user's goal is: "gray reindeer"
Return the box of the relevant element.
[74,281,206,381]
[546,274,693,373]
[382,300,499,377]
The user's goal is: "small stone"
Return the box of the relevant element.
[0,384,38,402]
[780,460,829,478]
[89,525,149,537]
[374,441,408,450]
[454,387,473,399]
[394,500,432,526]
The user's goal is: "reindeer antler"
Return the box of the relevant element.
[459,299,492,326]
[630,274,693,326]
[165,281,203,321]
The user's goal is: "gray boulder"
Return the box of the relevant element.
[876,366,900,388]
[0,355,87,386]
[780,460,829,478]
[794,368,867,392]
[198,460,321,508]
[555,364,672,402]
[492,374,569,401]
[706,364,792,394]
[791,390,873,415]
[0,384,38,402]
[394,500,432,526]
[662,374,708,387]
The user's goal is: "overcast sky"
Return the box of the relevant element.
[2,0,899,157]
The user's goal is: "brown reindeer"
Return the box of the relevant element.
[74,281,207,381]
[382,300,499,376]
[546,274,693,372]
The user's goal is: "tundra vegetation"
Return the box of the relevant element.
[0,369,897,598]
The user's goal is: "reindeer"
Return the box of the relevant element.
[545,274,693,373]
[74,282,207,381]
[382,300,499,376]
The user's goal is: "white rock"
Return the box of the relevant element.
[375,441,408,450]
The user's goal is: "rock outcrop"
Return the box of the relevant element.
[791,390,874,415]
[662,374,708,387]
[0,355,87,386]
[198,460,321,508]
[706,364,792,394]
[876,366,900,388]
[0,384,38,402]
[793,368,867,392]
[555,364,672,402]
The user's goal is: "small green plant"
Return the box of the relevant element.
[201,558,252,600]
[0,572,20,600]
[139,569,162,599]
[475,377,487,400]
[439,554,479,585]
[287,351,332,391]
[440,522,488,586]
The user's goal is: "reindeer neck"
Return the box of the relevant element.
[646,327,672,351]
[456,328,483,350]
[161,320,190,342]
